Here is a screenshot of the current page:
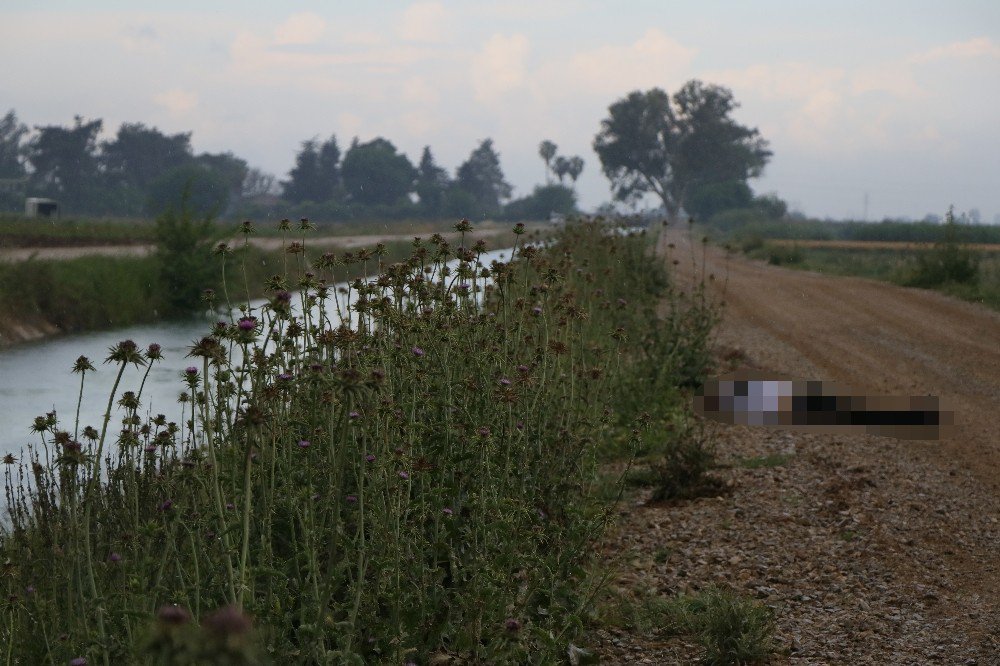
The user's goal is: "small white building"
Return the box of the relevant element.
[25,197,60,218]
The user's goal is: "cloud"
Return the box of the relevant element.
[153,89,198,114]
[535,29,696,98]
[911,36,1000,64]
[471,33,529,101]
[398,2,451,43]
[708,62,846,102]
[273,12,327,46]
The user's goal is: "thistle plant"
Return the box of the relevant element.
[0,216,709,663]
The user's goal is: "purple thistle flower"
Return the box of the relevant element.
[237,317,256,331]
[158,500,173,512]
[278,372,293,381]
[346,494,357,503]
[349,411,359,419]
[144,444,156,454]
[146,343,162,360]
[443,507,453,515]
[499,378,511,386]
[517,364,529,373]
[411,346,425,357]
[69,658,87,666]
[398,471,409,480]
[516,421,525,430]
[108,553,121,563]
[478,426,490,437]
[365,454,376,463]
[25,585,35,594]
[184,366,197,375]
[226,502,235,510]
[505,617,521,632]
[297,439,310,449]
[532,306,542,315]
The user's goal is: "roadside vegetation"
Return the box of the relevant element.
[0,217,772,664]
[705,208,1000,311]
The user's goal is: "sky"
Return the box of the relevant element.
[2,0,999,221]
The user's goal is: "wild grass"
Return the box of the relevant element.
[0,217,711,663]
[597,586,775,665]
[0,215,157,247]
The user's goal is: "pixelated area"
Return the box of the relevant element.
[694,370,954,440]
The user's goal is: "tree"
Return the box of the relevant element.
[553,156,570,184]
[503,184,576,221]
[0,110,28,179]
[567,156,584,186]
[283,136,341,204]
[340,137,416,206]
[593,80,771,219]
[195,152,248,210]
[538,140,557,184]
[415,146,450,215]
[0,110,28,211]
[455,139,512,218]
[241,167,278,199]
[283,139,321,203]
[146,164,232,217]
[685,180,753,221]
[26,116,104,211]
[101,123,193,192]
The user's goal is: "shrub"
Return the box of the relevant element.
[154,199,220,314]
[696,587,776,665]
[903,208,979,288]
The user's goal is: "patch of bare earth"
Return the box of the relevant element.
[591,225,999,664]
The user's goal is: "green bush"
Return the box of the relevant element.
[154,201,221,314]
[903,209,979,288]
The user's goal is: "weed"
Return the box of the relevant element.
[0,216,705,663]
[696,587,776,665]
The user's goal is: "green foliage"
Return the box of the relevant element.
[695,588,776,665]
[147,164,233,218]
[502,184,577,220]
[0,254,160,331]
[341,137,416,206]
[101,123,194,209]
[593,81,771,218]
[25,115,105,213]
[903,208,979,287]
[455,138,512,217]
[415,145,450,214]
[649,415,724,501]
[686,180,753,221]
[282,135,341,204]
[154,199,220,314]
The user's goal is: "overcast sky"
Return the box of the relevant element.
[2,1,999,221]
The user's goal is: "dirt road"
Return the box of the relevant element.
[595,224,999,663]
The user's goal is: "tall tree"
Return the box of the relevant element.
[101,122,193,192]
[593,80,771,219]
[26,116,104,211]
[0,110,28,179]
[241,167,278,199]
[566,156,584,186]
[553,156,570,184]
[455,139,512,217]
[317,135,341,199]
[283,139,323,204]
[538,140,557,184]
[340,137,416,206]
[415,146,450,215]
[283,135,341,204]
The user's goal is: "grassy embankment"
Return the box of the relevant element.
[0,218,780,664]
[0,214,526,337]
[707,214,1000,310]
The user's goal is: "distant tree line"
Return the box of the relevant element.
[0,109,580,222]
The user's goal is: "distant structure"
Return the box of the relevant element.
[25,197,60,218]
